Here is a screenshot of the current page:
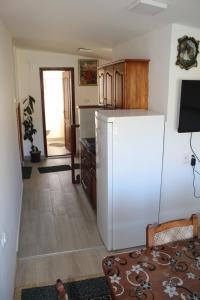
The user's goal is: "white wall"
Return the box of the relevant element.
[15,48,107,156]
[160,24,200,222]
[0,20,23,300]
[113,24,200,222]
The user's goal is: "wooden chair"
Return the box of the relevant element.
[146,214,198,248]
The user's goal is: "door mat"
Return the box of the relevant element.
[73,163,80,169]
[22,166,32,179]
[21,276,112,300]
[38,164,80,174]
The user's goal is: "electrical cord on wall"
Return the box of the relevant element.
[190,132,200,198]
[192,166,200,198]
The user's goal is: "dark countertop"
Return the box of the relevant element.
[77,105,116,110]
[80,137,95,154]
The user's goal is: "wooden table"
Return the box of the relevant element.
[102,238,200,299]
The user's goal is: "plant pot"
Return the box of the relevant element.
[30,151,41,163]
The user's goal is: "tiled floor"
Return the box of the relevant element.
[15,157,107,298]
[19,157,102,257]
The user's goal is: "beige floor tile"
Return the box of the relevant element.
[72,217,102,248]
[37,212,58,254]
[51,190,94,220]
[18,211,39,257]
[21,187,37,212]
[35,253,72,284]
[70,250,102,278]
[54,214,78,251]
[23,188,52,213]
[36,189,53,213]
[51,190,74,215]
[58,170,73,183]
[61,180,81,194]
[15,258,37,287]
[48,172,62,191]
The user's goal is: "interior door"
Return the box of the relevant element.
[63,71,72,152]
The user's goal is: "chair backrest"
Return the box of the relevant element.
[146,214,198,248]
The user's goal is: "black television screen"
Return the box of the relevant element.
[178,80,200,133]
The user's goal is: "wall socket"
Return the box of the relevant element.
[183,153,190,164]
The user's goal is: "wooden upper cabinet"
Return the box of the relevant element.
[98,59,149,109]
[98,68,104,105]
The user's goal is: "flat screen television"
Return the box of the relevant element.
[178,80,200,133]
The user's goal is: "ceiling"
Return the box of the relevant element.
[0,0,200,59]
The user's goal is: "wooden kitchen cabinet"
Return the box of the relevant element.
[98,59,149,109]
[80,140,96,211]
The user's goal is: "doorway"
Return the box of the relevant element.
[40,68,76,157]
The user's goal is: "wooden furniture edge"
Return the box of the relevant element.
[146,214,198,248]
[98,59,150,70]
[102,260,117,300]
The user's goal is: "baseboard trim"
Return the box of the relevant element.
[14,180,24,300]
[16,180,23,252]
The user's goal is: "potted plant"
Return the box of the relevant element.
[22,95,41,162]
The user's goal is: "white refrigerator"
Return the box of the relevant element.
[95,109,164,251]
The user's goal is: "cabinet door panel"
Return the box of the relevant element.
[125,61,148,109]
[98,69,104,105]
[114,63,124,108]
[105,66,113,106]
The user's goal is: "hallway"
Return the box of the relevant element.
[18,158,102,257]
[14,157,111,298]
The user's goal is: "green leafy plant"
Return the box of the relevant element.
[22,95,39,153]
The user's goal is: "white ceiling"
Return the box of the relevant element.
[0,0,200,59]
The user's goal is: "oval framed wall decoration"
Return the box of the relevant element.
[176,35,199,70]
